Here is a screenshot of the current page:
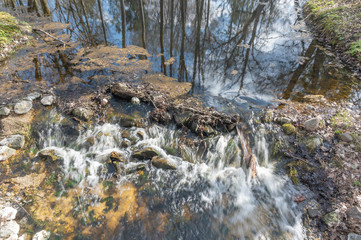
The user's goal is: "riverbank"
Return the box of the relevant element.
[0,12,31,62]
[304,0,361,75]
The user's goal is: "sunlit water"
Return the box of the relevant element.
[33,110,305,239]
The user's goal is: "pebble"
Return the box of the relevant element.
[131,97,140,105]
[304,116,321,131]
[40,95,55,106]
[14,100,32,115]
[32,230,51,240]
[0,146,16,161]
[0,106,10,116]
[340,132,353,142]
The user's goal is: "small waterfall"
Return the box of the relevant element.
[34,112,305,239]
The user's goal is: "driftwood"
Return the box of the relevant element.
[111,82,240,137]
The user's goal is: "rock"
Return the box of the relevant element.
[119,114,138,128]
[24,92,41,101]
[14,101,32,115]
[152,156,177,170]
[263,110,273,123]
[0,146,16,161]
[131,97,140,105]
[0,106,10,116]
[125,163,146,174]
[340,132,353,142]
[136,131,145,140]
[348,233,361,240]
[110,151,124,162]
[32,230,51,240]
[38,149,62,161]
[86,137,95,146]
[121,140,131,148]
[0,134,25,149]
[277,117,291,124]
[0,206,17,220]
[174,111,192,126]
[304,117,321,131]
[307,208,321,218]
[346,206,361,221]
[305,136,323,153]
[72,107,93,121]
[40,95,55,106]
[101,98,108,106]
[0,111,33,136]
[204,125,217,136]
[132,147,159,160]
[0,220,19,239]
[282,124,296,135]
[323,211,340,226]
[122,130,131,139]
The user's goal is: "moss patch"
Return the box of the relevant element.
[304,0,361,72]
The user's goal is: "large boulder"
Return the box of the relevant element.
[151,156,177,170]
[14,100,32,115]
[0,146,16,161]
[132,147,159,160]
[0,134,25,149]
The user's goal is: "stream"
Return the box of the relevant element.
[0,0,361,239]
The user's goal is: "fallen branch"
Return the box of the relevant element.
[33,28,71,47]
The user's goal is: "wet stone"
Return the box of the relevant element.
[277,117,292,124]
[40,95,55,106]
[152,156,177,170]
[72,107,94,121]
[24,92,41,101]
[38,149,62,161]
[132,147,159,160]
[14,100,32,115]
[121,140,131,148]
[122,130,131,139]
[305,136,323,153]
[0,134,25,149]
[340,132,353,142]
[263,110,273,123]
[307,208,321,218]
[0,146,16,161]
[119,114,138,128]
[0,106,10,116]
[304,117,321,131]
[131,97,140,105]
[110,151,124,162]
[125,163,146,174]
[282,123,296,135]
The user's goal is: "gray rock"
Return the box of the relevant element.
[348,233,361,240]
[0,206,17,220]
[0,220,20,239]
[32,230,51,240]
[340,132,353,142]
[277,117,292,124]
[24,92,41,101]
[14,101,32,115]
[0,134,25,149]
[346,206,361,221]
[305,136,323,152]
[40,95,55,106]
[72,107,93,121]
[0,106,10,116]
[119,114,138,128]
[152,156,177,170]
[0,146,16,161]
[307,208,321,218]
[323,211,340,226]
[132,147,159,160]
[304,117,321,131]
[131,97,140,105]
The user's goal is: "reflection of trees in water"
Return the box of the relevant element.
[7,0,358,101]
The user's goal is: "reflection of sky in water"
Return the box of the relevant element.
[40,0,361,105]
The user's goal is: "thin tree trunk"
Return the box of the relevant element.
[120,0,126,48]
[179,0,187,82]
[139,0,146,49]
[192,0,204,87]
[39,0,51,16]
[10,0,17,9]
[33,0,42,16]
[160,0,166,74]
[97,0,108,46]
[169,0,174,77]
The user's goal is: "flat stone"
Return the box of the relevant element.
[72,107,93,121]
[0,111,34,136]
[32,230,51,240]
[14,101,32,115]
[0,106,10,116]
[340,132,353,142]
[0,134,25,149]
[40,95,55,106]
[346,206,361,221]
[304,117,321,131]
[38,149,62,161]
[152,156,177,170]
[0,146,16,161]
[277,117,292,124]
[132,147,159,160]
[0,206,17,220]
[24,92,41,101]
[0,220,20,239]
[308,208,321,218]
[119,114,138,128]
[323,211,340,226]
[348,233,361,240]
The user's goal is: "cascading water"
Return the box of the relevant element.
[34,110,305,239]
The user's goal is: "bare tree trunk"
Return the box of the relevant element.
[33,0,42,16]
[160,0,166,74]
[192,0,204,87]
[120,0,126,48]
[10,0,17,9]
[179,0,187,82]
[97,0,108,46]
[139,0,146,49]
[33,56,42,81]
[39,0,51,16]
[169,0,174,77]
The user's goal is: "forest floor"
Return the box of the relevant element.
[304,0,361,75]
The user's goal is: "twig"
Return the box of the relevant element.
[33,28,71,47]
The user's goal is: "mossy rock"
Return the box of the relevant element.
[289,167,299,185]
[282,124,296,135]
[151,156,177,170]
[132,147,159,160]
